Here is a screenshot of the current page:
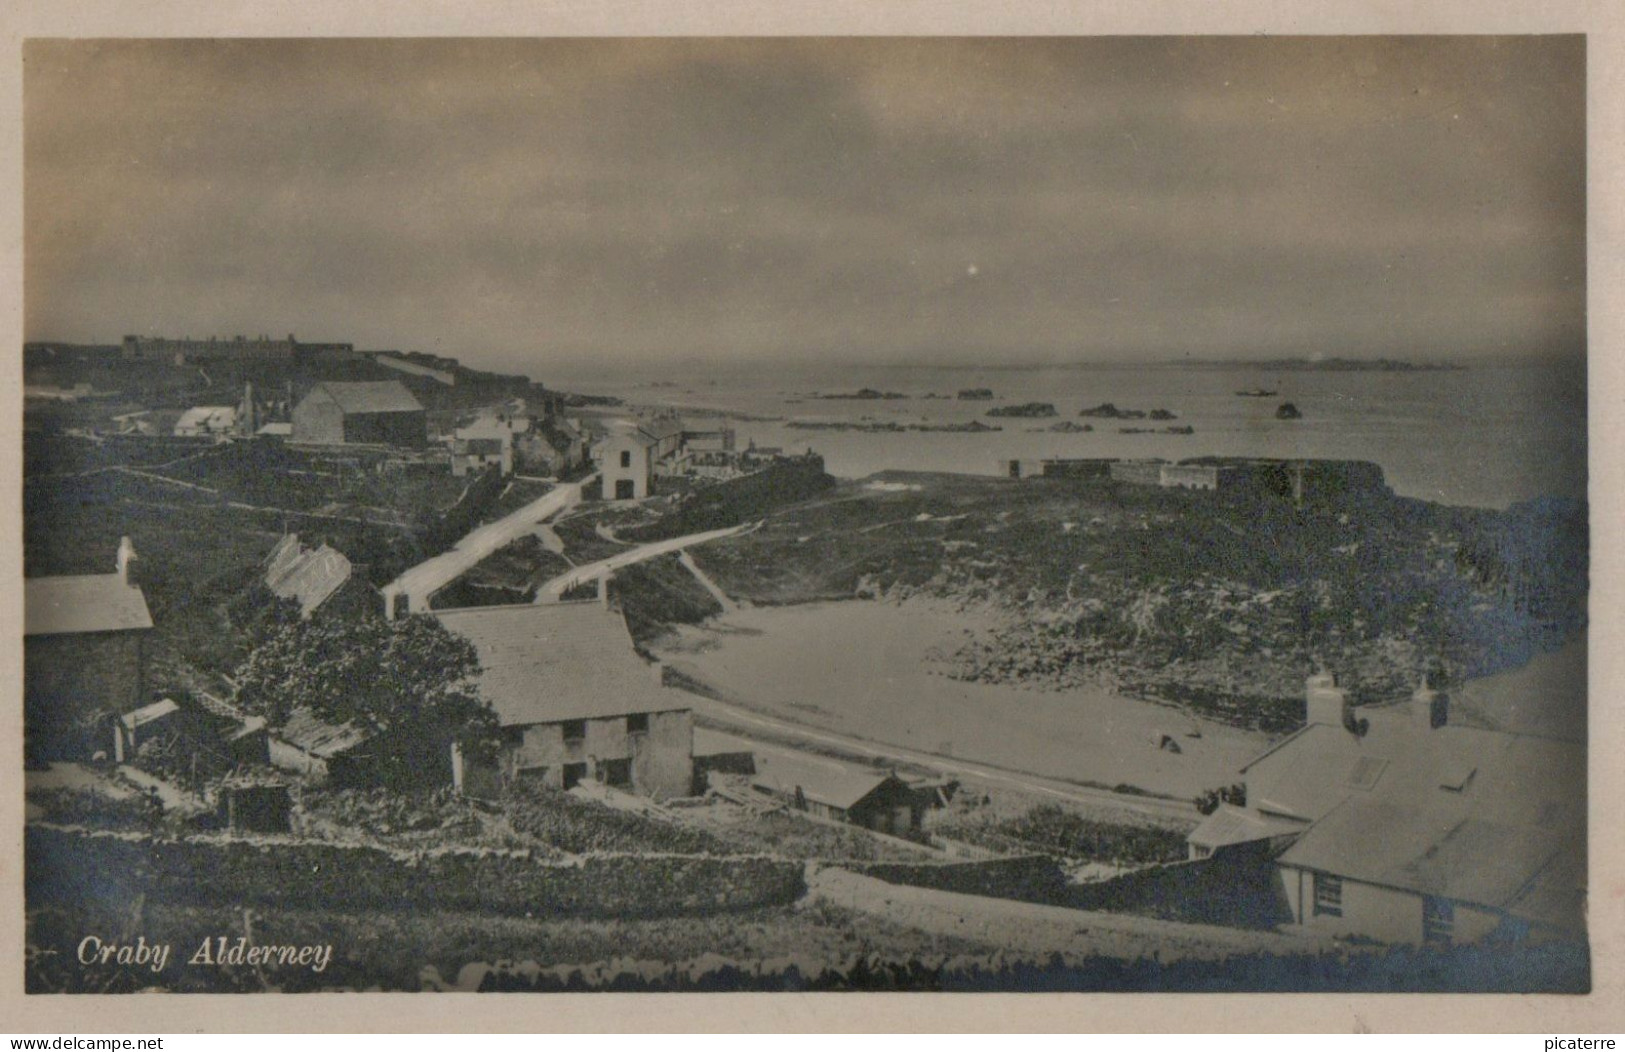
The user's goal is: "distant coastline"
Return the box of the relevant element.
[1175,357,1466,373]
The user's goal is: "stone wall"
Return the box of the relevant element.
[28,824,805,919]
[1067,850,1292,930]
[843,855,1068,904]
[25,631,146,760]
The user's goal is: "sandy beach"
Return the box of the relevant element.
[656,598,1272,800]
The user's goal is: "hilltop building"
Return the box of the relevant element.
[291,380,426,447]
[24,538,154,761]
[1186,672,1585,946]
[1017,456,1389,504]
[435,601,695,799]
[121,333,353,364]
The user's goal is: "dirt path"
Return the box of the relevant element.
[805,866,1333,962]
[382,475,593,615]
[678,550,741,613]
[535,521,760,601]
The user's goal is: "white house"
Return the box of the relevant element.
[1186,673,1585,946]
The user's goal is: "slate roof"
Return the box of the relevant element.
[264,535,353,616]
[1246,705,1585,927]
[435,602,687,727]
[750,752,901,811]
[120,698,180,730]
[173,405,238,434]
[309,380,423,415]
[25,574,154,636]
[277,707,371,758]
[1187,803,1307,851]
[1243,709,1582,827]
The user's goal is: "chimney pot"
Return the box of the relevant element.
[1305,671,1351,728]
[115,536,137,584]
[1412,680,1449,730]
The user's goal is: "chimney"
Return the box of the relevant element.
[116,536,138,585]
[1305,670,1350,727]
[1412,673,1449,730]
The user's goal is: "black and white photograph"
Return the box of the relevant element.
[14,28,1602,1010]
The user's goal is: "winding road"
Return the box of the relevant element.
[535,521,759,601]
[382,474,595,616]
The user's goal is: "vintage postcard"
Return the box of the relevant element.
[5,5,1622,1035]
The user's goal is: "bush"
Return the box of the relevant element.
[501,789,729,855]
[937,805,1187,866]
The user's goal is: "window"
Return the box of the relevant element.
[1313,873,1343,917]
[626,713,649,735]
[620,450,632,468]
[600,758,632,787]
[562,762,588,790]
[561,720,586,743]
[502,725,526,745]
[1423,897,1454,945]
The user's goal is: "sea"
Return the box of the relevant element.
[537,358,1586,511]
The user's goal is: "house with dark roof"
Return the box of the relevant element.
[749,752,950,837]
[435,600,694,799]
[24,537,154,761]
[1185,671,1585,946]
[291,380,426,447]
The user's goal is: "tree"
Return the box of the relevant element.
[234,612,499,786]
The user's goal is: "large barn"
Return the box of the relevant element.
[291,380,426,447]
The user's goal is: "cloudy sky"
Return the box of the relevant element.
[25,37,1583,371]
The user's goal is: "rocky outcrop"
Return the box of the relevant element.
[987,403,1057,418]
[1079,403,1146,419]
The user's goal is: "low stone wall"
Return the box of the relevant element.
[844,855,1068,904]
[26,824,804,919]
[1064,849,1291,930]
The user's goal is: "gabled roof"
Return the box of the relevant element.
[1187,803,1307,851]
[454,418,516,441]
[277,707,371,758]
[25,574,154,636]
[307,380,423,415]
[435,602,688,726]
[121,698,180,730]
[1277,799,1575,918]
[750,752,902,811]
[174,406,238,433]
[1249,706,1585,925]
[1243,709,1582,826]
[264,536,353,616]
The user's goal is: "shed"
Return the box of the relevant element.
[750,754,928,836]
